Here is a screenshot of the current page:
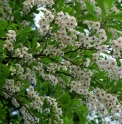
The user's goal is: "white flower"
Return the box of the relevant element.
[5,40,13,51]
[7,30,16,38]
[56,108,62,116]
[14,48,23,57]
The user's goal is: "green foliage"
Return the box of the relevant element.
[80,14,98,21]
[109,11,122,20]
[84,1,96,14]
[74,0,82,20]
[0,0,122,124]
[32,37,37,51]
[96,0,107,18]
[104,0,115,11]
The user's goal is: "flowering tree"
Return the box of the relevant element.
[1,0,122,123]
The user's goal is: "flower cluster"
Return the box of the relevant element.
[111,37,122,58]
[84,21,107,48]
[27,86,43,113]
[23,0,54,14]
[11,97,20,108]
[93,54,122,81]
[0,0,14,21]
[70,68,92,94]
[80,0,101,16]
[20,106,40,124]
[1,0,122,123]
[21,20,30,27]
[42,73,58,86]
[3,30,16,51]
[13,46,33,63]
[15,63,37,85]
[10,59,64,123]
[3,79,20,94]
[85,88,122,123]
[46,96,63,124]
[38,9,54,35]
[55,11,77,29]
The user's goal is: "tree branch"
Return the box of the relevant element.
[0,115,10,123]
[0,88,38,124]
[91,77,104,89]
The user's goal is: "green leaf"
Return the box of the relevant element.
[21,80,30,87]
[69,52,77,58]
[107,24,122,31]
[65,98,80,108]
[17,26,31,42]
[0,40,5,49]
[108,12,122,20]
[74,105,88,124]
[76,27,85,33]
[40,81,50,89]
[0,76,5,87]
[59,73,68,84]
[77,22,89,29]
[76,111,86,124]
[71,57,82,65]
[80,14,98,21]
[57,0,65,11]
[51,25,60,33]
[63,7,72,13]
[79,105,88,113]
[75,0,82,19]
[0,21,7,30]
[84,1,96,13]
[16,34,27,43]
[14,11,22,21]
[96,0,107,19]
[27,40,31,49]
[104,0,115,11]
[105,30,112,44]
[89,63,99,72]
[58,92,70,104]
[0,21,7,37]
[21,26,31,34]
[83,50,94,58]
[0,63,9,77]
[35,10,40,14]
[64,117,73,124]
[9,1,15,9]
[112,79,122,92]
[32,37,37,50]
[16,20,23,33]
[55,84,63,97]
[42,57,52,64]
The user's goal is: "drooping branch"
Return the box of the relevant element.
[0,115,10,123]
[91,77,104,89]
[22,6,37,20]
[0,88,38,124]
[7,0,17,27]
